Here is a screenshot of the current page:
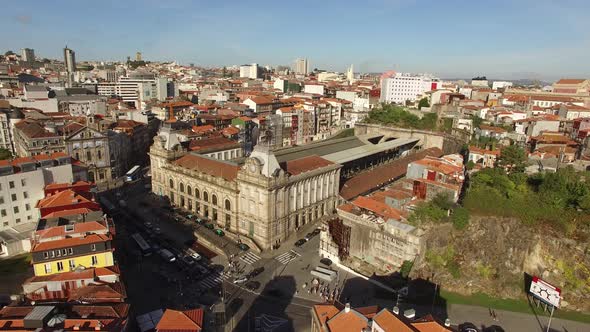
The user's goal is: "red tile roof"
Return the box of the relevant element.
[340,148,443,200]
[32,233,111,252]
[173,154,239,182]
[351,196,403,220]
[282,155,335,176]
[373,308,419,332]
[156,309,203,332]
[191,125,215,134]
[36,189,97,210]
[555,78,587,85]
[188,136,240,153]
[68,281,127,303]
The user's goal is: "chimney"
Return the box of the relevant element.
[444,318,451,327]
[344,303,351,313]
[392,306,399,314]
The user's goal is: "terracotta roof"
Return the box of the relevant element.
[313,304,341,326]
[351,196,403,220]
[411,315,452,332]
[45,181,92,191]
[173,154,239,181]
[25,266,119,284]
[156,309,203,332]
[14,120,60,138]
[188,136,240,153]
[248,96,274,105]
[221,126,240,136]
[411,156,463,175]
[326,309,368,332]
[70,303,130,318]
[68,281,127,303]
[563,103,590,111]
[340,148,443,200]
[373,308,419,332]
[32,233,111,252]
[0,306,33,318]
[282,155,335,176]
[36,220,107,240]
[468,146,501,156]
[191,125,215,134]
[37,189,99,211]
[555,78,587,85]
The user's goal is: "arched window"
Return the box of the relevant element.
[195,189,200,199]
[203,191,209,202]
[179,182,184,193]
[187,185,192,196]
[212,194,218,206]
[225,199,231,211]
[169,178,174,189]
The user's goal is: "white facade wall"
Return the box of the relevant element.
[0,163,73,231]
[304,84,325,96]
[492,81,513,90]
[335,91,356,103]
[380,73,439,104]
[239,65,250,78]
[6,98,59,113]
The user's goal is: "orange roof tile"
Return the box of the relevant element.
[156,309,203,332]
[352,196,403,220]
[32,233,111,252]
[373,309,419,332]
[173,154,239,182]
[555,78,587,85]
[282,155,335,176]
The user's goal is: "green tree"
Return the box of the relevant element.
[0,148,12,160]
[471,115,484,129]
[451,207,470,230]
[497,145,526,173]
[418,97,430,109]
[400,260,414,279]
[466,160,475,170]
[4,50,14,56]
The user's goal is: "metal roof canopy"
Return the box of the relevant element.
[323,138,419,164]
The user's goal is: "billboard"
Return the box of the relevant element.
[529,276,561,308]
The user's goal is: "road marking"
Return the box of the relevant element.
[239,252,261,265]
[275,251,298,264]
[290,249,301,256]
[198,272,230,289]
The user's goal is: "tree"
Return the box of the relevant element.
[471,115,483,129]
[418,97,430,110]
[4,50,14,56]
[466,160,475,170]
[497,145,526,173]
[400,260,414,279]
[451,207,470,230]
[0,148,12,160]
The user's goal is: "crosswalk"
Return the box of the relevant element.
[198,272,230,290]
[240,252,261,265]
[275,250,301,265]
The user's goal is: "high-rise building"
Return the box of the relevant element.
[136,51,142,61]
[380,71,440,104]
[64,47,76,87]
[347,64,355,84]
[21,48,35,63]
[239,63,259,79]
[295,58,308,75]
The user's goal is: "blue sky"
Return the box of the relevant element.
[3,0,590,80]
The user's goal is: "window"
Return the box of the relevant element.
[2,222,7,226]
[1,209,6,217]
[203,191,208,202]
[68,248,73,255]
[98,150,102,160]
[195,189,200,199]
[27,215,32,220]
[62,249,67,256]
[86,151,92,161]
[50,251,55,258]
[91,244,96,251]
[57,262,64,271]
[0,197,3,204]
[11,194,16,201]
[25,204,30,211]
[169,179,174,189]
[69,259,76,270]
[21,179,26,186]
[186,185,192,195]
[56,250,61,257]
[44,263,52,274]
[179,182,184,193]
[225,199,231,211]
[212,194,217,206]
[23,192,28,199]
[43,252,49,259]
[9,181,14,189]
[91,256,98,265]
[75,152,79,160]
[13,206,19,214]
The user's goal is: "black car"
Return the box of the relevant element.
[237,243,250,251]
[248,267,265,278]
[458,323,479,332]
[312,228,321,236]
[244,280,261,291]
[204,223,215,230]
[304,232,314,241]
[320,258,332,266]
[294,239,306,247]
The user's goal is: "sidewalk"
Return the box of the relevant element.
[259,218,323,260]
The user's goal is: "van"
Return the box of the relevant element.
[186,248,202,261]
[159,249,176,262]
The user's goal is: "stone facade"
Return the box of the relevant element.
[149,132,341,250]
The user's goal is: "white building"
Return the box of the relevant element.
[21,48,35,63]
[0,154,74,232]
[97,74,168,107]
[304,84,325,96]
[239,63,259,79]
[380,72,440,104]
[294,58,308,75]
[492,81,513,90]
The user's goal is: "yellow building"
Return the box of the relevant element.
[31,233,114,276]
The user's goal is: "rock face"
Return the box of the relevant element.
[413,216,590,312]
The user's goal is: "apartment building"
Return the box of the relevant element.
[380,71,440,104]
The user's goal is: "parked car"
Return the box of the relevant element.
[187,248,202,261]
[205,223,214,230]
[158,249,176,262]
[149,241,161,251]
[245,280,261,291]
[154,227,162,235]
[215,229,225,236]
[320,258,332,266]
[248,267,265,278]
[195,218,204,224]
[181,255,195,266]
[458,323,479,332]
[233,276,248,284]
[304,232,314,241]
[294,239,306,247]
[312,228,321,236]
[144,221,153,229]
[237,243,249,251]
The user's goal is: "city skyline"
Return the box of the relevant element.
[3,0,590,80]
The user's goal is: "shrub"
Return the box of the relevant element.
[451,207,470,230]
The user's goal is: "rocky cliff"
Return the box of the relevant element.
[412,216,590,312]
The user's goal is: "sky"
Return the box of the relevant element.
[3,0,590,80]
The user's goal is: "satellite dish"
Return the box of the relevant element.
[47,314,67,327]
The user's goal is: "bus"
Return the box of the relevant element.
[131,233,152,256]
[125,165,141,182]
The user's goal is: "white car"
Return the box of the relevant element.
[233,276,248,284]
[158,249,176,262]
[186,248,202,261]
